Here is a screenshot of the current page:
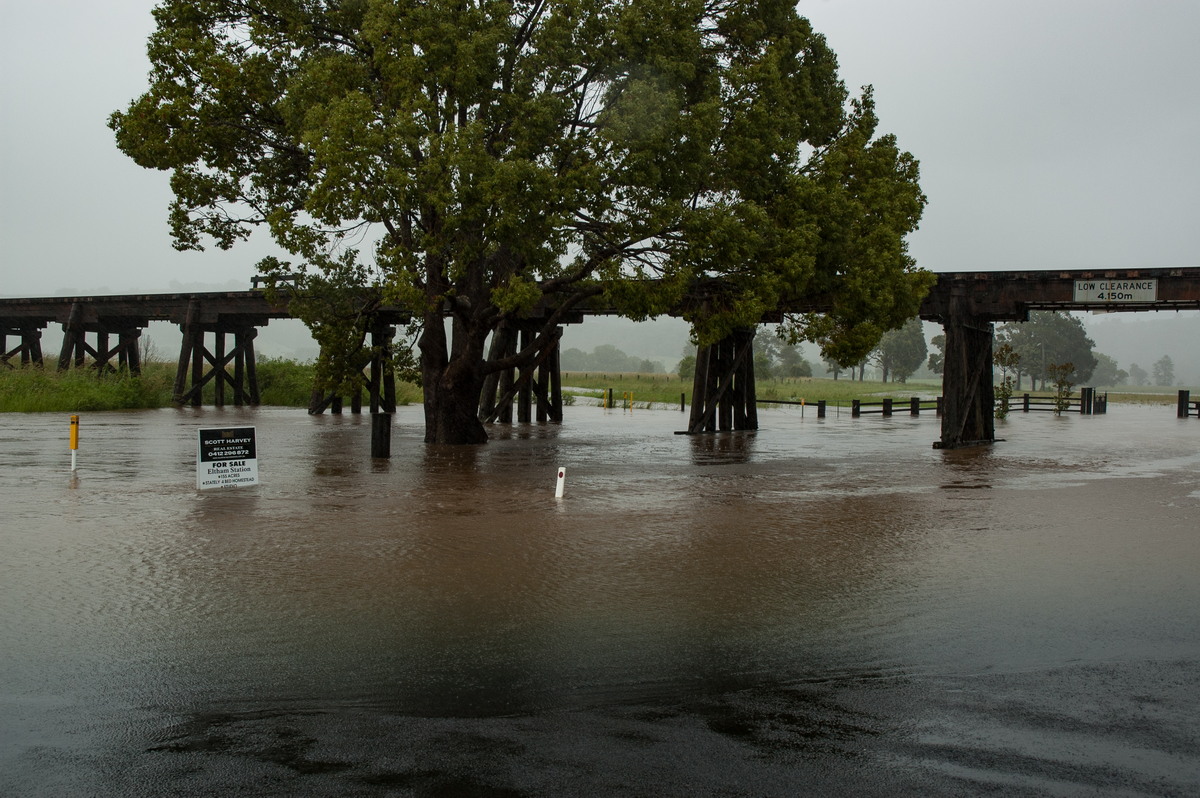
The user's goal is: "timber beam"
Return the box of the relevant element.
[920,267,1200,322]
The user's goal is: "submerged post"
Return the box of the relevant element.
[371,412,392,458]
[1179,390,1191,418]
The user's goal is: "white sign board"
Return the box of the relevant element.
[197,427,259,489]
[1073,279,1158,303]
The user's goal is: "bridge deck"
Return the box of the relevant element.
[5,267,1199,329]
[919,267,1200,322]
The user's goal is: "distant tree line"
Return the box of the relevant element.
[561,345,664,374]
[822,317,927,382]
[675,336,813,380]
[571,314,1187,388]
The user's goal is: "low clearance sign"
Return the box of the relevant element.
[197,427,259,489]
[1073,279,1158,303]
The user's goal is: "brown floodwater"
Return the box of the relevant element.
[1,402,1198,796]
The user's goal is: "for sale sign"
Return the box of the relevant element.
[197,427,259,489]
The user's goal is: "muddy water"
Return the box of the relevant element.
[1,404,1198,796]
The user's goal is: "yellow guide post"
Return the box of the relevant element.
[69,415,79,471]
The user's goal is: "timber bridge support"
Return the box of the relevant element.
[0,292,291,407]
[684,328,759,434]
[4,267,1200,446]
[477,311,579,425]
[920,268,1200,448]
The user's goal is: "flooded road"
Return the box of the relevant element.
[2,403,1198,796]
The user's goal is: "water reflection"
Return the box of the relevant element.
[687,430,757,465]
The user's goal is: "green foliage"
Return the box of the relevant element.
[1090,352,1127,386]
[111,0,930,441]
[560,344,663,374]
[993,342,1021,419]
[755,333,812,379]
[0,365,173,412]
[1047,362,1076,414]
[869,317,926,383]
[253,357,317,406]
[0,357,421,412]
[1151,355,1175,386]
[998,312,1097,389]
[927,333,945,375]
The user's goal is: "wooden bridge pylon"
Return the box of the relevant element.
[52,302,146,374]
[1,322,45,369]
[933,287,995,448]
[173,298,266,407]
[683,328,759,434]
[3,266,1200,436]
[478,320,565,424]
[308,322,398,415]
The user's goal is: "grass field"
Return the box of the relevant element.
[563,372,944,408]
[2,361,1189,413]
[0,358,421,413]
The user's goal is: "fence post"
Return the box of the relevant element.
[882,398,892,417]
[910,396,920,416]
[1023,393,1030,412]
[817,400,826,419]
[1179,390,1191,418]
[852,399,861,418]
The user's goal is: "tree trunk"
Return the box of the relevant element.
[419,313,489,445]
[426,370,489,444]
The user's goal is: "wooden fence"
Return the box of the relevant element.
[1014,388,1107,415]
[757,388,1114,418]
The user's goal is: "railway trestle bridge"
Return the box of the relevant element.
[3,267,1198,448]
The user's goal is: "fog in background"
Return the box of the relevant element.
[3,1,1197,381]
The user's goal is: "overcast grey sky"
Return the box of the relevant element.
[2,0,1198,298]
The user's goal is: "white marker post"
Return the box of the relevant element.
[555,466,566,498]
[69,415,79,471]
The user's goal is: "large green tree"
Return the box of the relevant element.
[111,0,929,443]
[869,316,926,383]
[1151,355,1175,386]
[998,312,1097,390]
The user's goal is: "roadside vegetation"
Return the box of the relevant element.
[0,364,174,412]
[0,357,421,413]
[3,358,1186,415]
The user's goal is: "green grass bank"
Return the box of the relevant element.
[2,362,1188,414]
[0,358,420,413]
